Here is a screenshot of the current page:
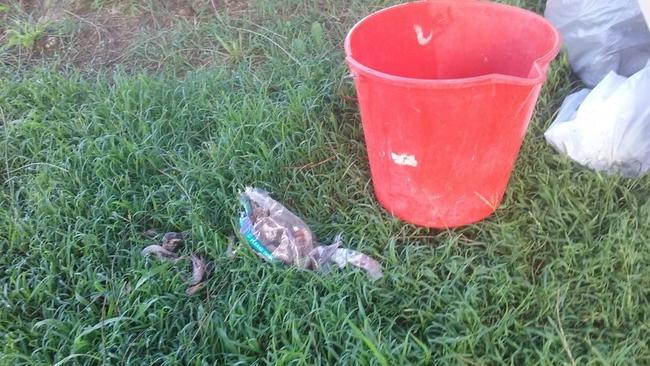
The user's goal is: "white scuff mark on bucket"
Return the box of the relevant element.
[413,25,432,45]
[391,152,418,167]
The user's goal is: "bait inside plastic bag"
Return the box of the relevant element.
[239,187,383,279]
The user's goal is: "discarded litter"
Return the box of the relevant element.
[141,244,179,261]
[545,63,650,177]
[141,231,211,295]
[187,254,210,296]
[239,187,383,280]
[161,231,187,252]
[545,0,650,86]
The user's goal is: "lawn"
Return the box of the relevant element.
[1,0,650,365]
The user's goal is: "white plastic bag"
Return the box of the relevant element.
[545,0,650,87]
[544,64,650,177]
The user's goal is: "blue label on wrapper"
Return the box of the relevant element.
[239,214,278,263]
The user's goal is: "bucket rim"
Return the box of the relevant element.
[344,0,562,87]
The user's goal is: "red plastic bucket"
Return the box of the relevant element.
[345,0,561,228]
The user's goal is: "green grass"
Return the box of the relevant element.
[2,0,650,364]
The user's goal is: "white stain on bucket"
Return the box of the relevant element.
[413,25,432,45]
[391,152,418,167]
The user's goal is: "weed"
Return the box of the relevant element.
[3,19,47,50]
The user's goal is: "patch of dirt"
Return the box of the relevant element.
[13,0,40,14]
[16,0,89,21]
[168,0,197,17]
[216,0,250,14]
[6,0,253,71]
[66,9,137,68]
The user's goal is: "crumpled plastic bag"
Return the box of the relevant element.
[544,63,650,177]
[239,187,383,280]
[544,0,650,87]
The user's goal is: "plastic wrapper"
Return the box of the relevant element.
[545,63,650,177]
[239,187,383,280]
[544,0,650,87]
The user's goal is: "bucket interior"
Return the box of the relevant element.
[346,1,560,81]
